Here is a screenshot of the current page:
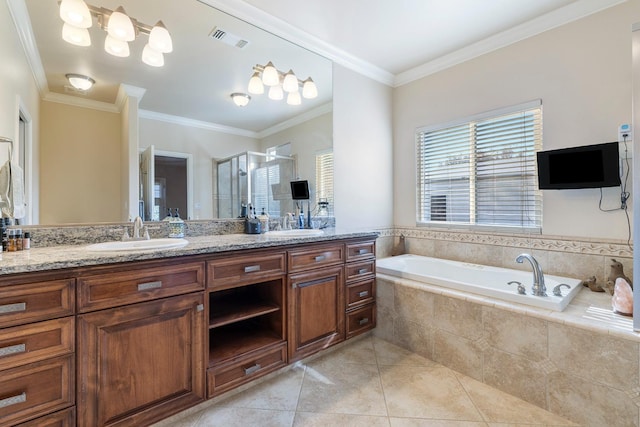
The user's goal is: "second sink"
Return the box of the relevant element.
[86,238,189,252]
[264,229,324,238]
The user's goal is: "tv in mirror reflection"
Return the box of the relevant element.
[536,142,621,189]
[290,180,310,200]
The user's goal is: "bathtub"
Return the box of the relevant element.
[376,254,583,311]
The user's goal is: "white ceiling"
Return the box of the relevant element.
[12,0,625,134]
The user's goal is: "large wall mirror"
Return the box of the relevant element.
[11,0,332,224]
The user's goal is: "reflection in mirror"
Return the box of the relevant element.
[7,0,333,225]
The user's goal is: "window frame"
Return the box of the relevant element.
[415,100,543,233]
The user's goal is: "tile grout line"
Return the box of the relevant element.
[372,337,392,424]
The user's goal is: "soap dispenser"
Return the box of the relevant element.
[169,208,185,238]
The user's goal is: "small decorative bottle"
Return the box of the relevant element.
[169,208,185,238]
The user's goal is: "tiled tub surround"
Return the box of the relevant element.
[373,228,638,426]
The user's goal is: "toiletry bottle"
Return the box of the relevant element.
[258,208,269,233]
[169,208,185,238]
[22,231,30,250]
[298,207,304,229]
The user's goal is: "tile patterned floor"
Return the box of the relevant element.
[154,336,578,427]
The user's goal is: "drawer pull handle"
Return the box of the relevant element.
[244,265,261,273]
[0,343,26,357]
[358,249,368,255]
[0,392,26,408]
[358,317,369,326]
[137,281,162,291]
[0,302,26,314]
[358,291,369,298]
[244,363,261,375]
[358,268,368,274]
[314,255,326,262]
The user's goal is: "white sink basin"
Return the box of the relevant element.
[86,238,189,252]
[264,229,324,238]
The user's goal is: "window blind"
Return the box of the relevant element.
[417,104,542,230]
[315,151,334,215]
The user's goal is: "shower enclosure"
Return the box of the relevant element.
[214,151,297,219]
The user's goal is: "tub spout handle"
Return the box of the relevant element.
[552,283,571,297]
[508,281,526,295]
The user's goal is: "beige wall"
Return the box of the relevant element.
[259,112,333,200]
[139,118,259,219]
[333,64,394,230]
[40,101,121,224]
[393,1,640,240]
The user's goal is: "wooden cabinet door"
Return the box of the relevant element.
[288,265,344,362]
[77,294,205,427]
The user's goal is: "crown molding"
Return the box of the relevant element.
[6,0,48,96]
[138,110,259,138]
[257,102,333,139]
[394,0,627,87]
[197,0,395,86]
[42,92,121,113]
[116,84,147,110]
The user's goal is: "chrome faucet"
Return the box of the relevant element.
[124,216,149,241]
[515,253,546,296]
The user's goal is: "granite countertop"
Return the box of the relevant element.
[0,229,379,275]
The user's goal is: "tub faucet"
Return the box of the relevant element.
[515,253,546,296]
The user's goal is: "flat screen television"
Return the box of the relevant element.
[290,180,310,199]
[537,142,621,189]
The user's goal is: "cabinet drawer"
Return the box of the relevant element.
[18,407,75,427]
[78,261,205,312]
[0,279,75,329]
[346,304,376,339]
[208,342,286,397]
[346,240,375,261]
[346,279,375,309]
[288,244,344,272]
[345,259,375,282]
[0,317,74,371]
[208,253,286,290]
[0,355,74,427]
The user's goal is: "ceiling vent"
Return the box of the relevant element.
[209,27,249,49]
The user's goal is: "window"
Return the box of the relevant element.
[315,150,334,215]
[416,101,542,231]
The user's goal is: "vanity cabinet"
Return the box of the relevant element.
[345,240,376,338]
[76,259,206,427]
[0,273,76,427]
[287,243,345,362]
[206,251,287,397]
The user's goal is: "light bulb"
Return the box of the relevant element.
[107,7,135,42]
[104,34,130,57]
[282,69,298,93]
[62,23,91,46]
[248,72,264,94]
[302,78,318,99]
[149,21,173,53]
[287,91,301,105]
[142,44,164,67]
[268,84,283,100]
[261,61,279,86]
[59,0,92,28]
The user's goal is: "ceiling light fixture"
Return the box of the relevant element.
[59,1,173,66]
[230,93,251,107]
[247,62,318,105]
[66,73,95,91]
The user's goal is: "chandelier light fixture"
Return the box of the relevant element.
[58,0,173,67]
[247,62,318,106]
